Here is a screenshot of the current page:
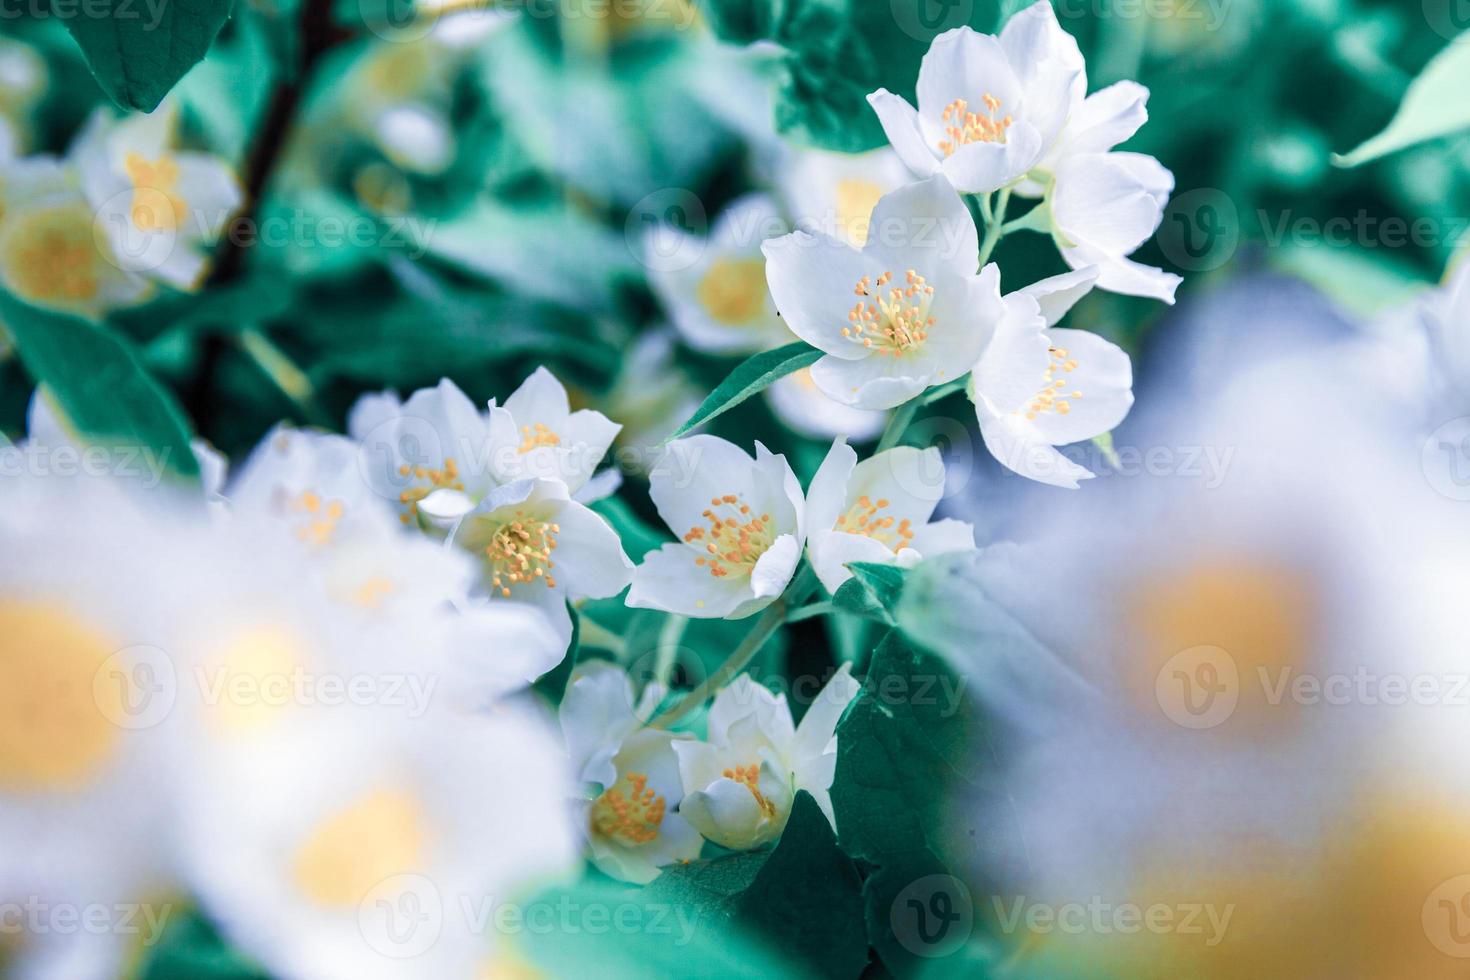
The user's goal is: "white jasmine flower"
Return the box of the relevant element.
[1049,151,1181,302]
[805,438,976,594]
[968,269,1135,488]
[774,145,915,248]
[559,661,703,884]
[628,436,805,619]
[673,667,861,850]
[72,102,242,291]
[349,378,498,531]
[1414,257,1470,411]
[765,367,886,442]
[644,193,793,354]
[762,174,1005,410]
[485,365,622,500]
[449,478,632,640]
[0,157,153,320]
[866,3,1084,194]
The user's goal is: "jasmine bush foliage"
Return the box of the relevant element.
[3,0,1470,977]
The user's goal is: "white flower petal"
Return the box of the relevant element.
[915,28,1022,129]
[977,410,1094,489]
[938,119,1044,195]
[808,528,901,594]
[627,543,751,618]
[1064,81,1149,156]
[749,533,799,600]
[807,438,859,534]
[971,293,1051,415]
[1023,327,1134,445]
[867,89,942,177]
[504,365,571,427]
[761,230,874,359]
[862,173,978,278]
[809,354,930,410]
[1017,266,1099,326]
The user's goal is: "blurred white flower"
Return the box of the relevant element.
[559,661,703,884]
[763,174,1004,409]
[1049,151,1181,302]
[765,367,886,442]
[73,102,242,291]
[968,267,1134,488]
[644,193,793,354]
[673,667,860,850]
[604,330,704,463]
[628,435,805,619]
[805,437,975,593]
[0,37,46,159]
[485,365,621,500]
[449,478,632,640]
[867,2,1084,194]
[773,145,915,248]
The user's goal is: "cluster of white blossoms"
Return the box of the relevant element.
[0,100,241,320]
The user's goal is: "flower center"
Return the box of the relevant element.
[124,152,187,232]
[293,789,425,908]
[836,495,915,552]
[843,270,935,357]
[684,495,774,579]
[938,94,1013,156]
[484,510,559,597]
[696,257,768,325]
[1023,345,1083,421]
[4,206,100,303]
[289,490,345,547]
[722,763,777,817]
[591,771,666,846]
[396,457,464,524]
[518,422,561,453]
[834,178,884,246]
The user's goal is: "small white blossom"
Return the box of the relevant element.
[628,436,805,619]
[806,437,976,594]
[673,667,861,850]
[485,365,622,500]
[774,145,915,248]
[763,174,1005,410]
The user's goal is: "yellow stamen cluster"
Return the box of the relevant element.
[722,763,777,816]
[684,495,774,579]
[485,510,558,597]
[1024,346,1083,420]
[938,94,1013,156]
[517,422,561,454]
[843,270,935,357]
[290,490,345,547]
[836,495,915,552]
[696,257,768,325]
[123,152,187,232]
[591,772,666,846]
[6,206,101,303]
[397,457,464,524]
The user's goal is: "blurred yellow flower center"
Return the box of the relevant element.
[124,152,187,232]
[696,257,767,325]
[2,205,101,304]
[722,762,777,817]
[938,94,1013,156]
[518,422,561,453]
[844,270,934,357]
[684,494,774,579]
[397,457,464,524]
[836,495,915,552]
[0,601,122,791]
[1024,345,1083,420]
[834,178,883,246]
[591,771,665,846]
[348,575,395,610]
[207,624,307,734]
[484,510,559,597]
[289,490,345,547]
[293,789,426,908]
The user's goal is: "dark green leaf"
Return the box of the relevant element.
[591,496,671,563]
[137,906,268,980]
[59,0,236,111]
[831,562,908,625]
[667,341,821,441]
[0,292,199,480]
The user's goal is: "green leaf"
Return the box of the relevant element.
[0,292,199,481]
[590,496,671,563]
[137,906,269,980]
[1334,31,1470,167]
[832,562,908,625]
[533,602,580,705]
[59,0,236,111]
[667,342,821,441]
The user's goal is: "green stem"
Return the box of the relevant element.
[577,617,626,657]
[875,399,919,453]
[921,377,968,406]
[976,186,1012,268]
[652,614,688,689]
[649,567,818,729]
[786,600,836,624]
[238,329,331,427]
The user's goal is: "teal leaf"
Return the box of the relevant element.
[0,292,199,481]
[59,0,236,111]
[1334,31,1470,167]
[831,562,908,625]
[667,341,821,441]
[137,906,268,980]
